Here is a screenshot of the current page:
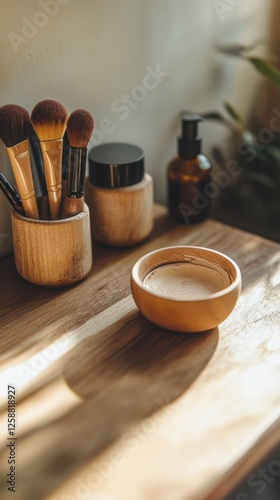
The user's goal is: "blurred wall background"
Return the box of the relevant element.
[0,0,274,258]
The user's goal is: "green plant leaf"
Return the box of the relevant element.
[216,44,247,57]
[199,112,225,121]
[241,171,277,190]
[198,111,238,130]
[265,143,280,164]
[247,57,280,88]
[216,40,266,58]
[180,111,227,122]
[181,108,243,131]
[223,102,243,123]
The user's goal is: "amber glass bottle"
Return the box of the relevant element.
[168,113,212,224]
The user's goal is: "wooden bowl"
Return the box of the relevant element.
[131,246,242,332]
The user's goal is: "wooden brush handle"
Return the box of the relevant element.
[7,141,39,220]
[21,195,40,220]
[61,196,84,219]
[40,140,63,220]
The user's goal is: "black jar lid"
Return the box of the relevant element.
[88,142,145,188]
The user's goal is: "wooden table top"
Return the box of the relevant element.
[0,204,280,500]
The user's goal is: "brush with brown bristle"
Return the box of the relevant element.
[61,109,94,219]
[31,99,68,220]
[0,104,39,219]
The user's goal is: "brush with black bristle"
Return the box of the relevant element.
[31,99,68,220]
[0,104,39,219]
[61,109,94,219]
[0,171,24,215]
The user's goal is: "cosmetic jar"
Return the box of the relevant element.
[85,142,153,246]
[11,204,92,286]
[131,246,242,332]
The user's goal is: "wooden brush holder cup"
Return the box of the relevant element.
[11,204,93,286]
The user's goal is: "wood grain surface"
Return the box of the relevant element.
[85,175,154,246]
[11,205,92,286]
[0,204,280,500]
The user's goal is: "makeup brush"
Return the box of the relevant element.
[28,124,50,219]
[62,131,70,202]
[31,99,68,220]
[0,172,24,215]
[61,109,94,219]
[0,104,39,219]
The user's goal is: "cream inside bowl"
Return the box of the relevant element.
[143,261,231,300]
[131,246,242,332]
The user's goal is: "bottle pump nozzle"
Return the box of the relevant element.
[178,112,203,160]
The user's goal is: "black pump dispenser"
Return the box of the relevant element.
[178,113,202,160]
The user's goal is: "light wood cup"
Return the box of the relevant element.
[11,204,93,286]
[131,246,242,332]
